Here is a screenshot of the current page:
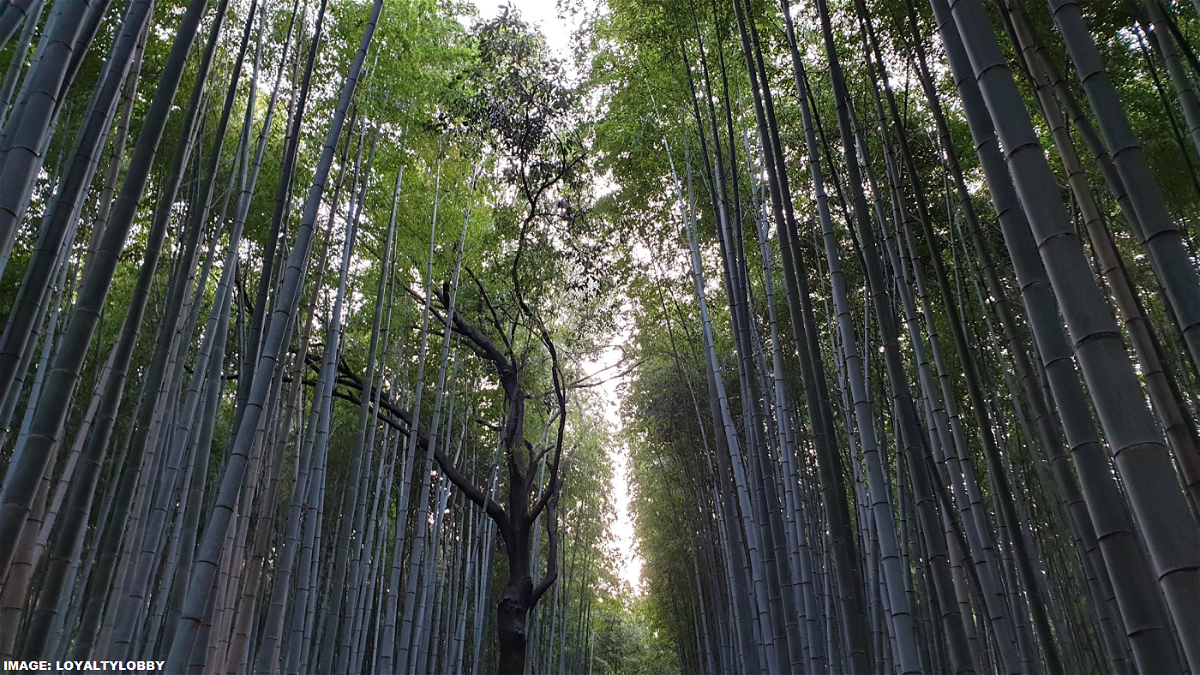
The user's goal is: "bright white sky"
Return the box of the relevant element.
[468,0,645,592]
[468,0,576,63]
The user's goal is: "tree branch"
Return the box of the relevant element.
[466,264,513,352]
[407,285,518,397]
[531,490,559,606]
[330,355,509,530]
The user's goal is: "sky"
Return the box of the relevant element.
[468,1,576,62]
[468,0,645,592]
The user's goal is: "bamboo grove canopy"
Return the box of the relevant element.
[1,0,1200,672]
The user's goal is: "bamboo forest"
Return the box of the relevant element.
[7,0,1200,670]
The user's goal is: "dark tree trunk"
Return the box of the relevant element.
[497,529,534,675]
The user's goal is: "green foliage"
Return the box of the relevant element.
[588,594,680,674]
